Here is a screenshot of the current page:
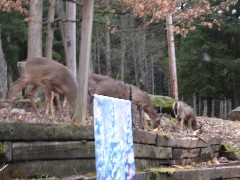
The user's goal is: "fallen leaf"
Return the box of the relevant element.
[173,165,184,169]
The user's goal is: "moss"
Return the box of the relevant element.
[147,167,174,175]
[221,144,234,152]
[235,145,240,158]
[149,95,176,108]
[221,144,240,159]
[135,167,144,172]
[149,95,176,115]
[84,172,96,177]
[81,140,87,144]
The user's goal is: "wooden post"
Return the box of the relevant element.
[75,0,94,124]
[203,99,208,117]
[193,93,197,114]
[211,99,215,117]
[166,14,178,100]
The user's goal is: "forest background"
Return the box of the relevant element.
[0,0,240,119]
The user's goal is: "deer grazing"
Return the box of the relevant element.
[172,101,198,133]
[126,84,160,129]
[8,57,77,118]
[88,74,160,129]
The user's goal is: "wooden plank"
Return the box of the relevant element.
[0,122,94,141]
[12,141,95,161]
[134,144,172,159]
[133,129,157,145]
[6,159,96,178]
[172,148,200,159]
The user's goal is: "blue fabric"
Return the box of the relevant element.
[93,94,135,180]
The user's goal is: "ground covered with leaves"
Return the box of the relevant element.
[157,114,240,159]
[1,98,240,158]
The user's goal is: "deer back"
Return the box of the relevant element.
[25,57,77,105]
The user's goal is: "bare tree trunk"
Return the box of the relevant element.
[166,14,178,100]
[96,29,101,74]
[105,0,111,76]
[76,0,94,124]
[0,25,8,98]
[228,99,232,114]
[203,99,208,116]
[198,95,201,116]
[220,100,224,118]
[193,93,197,114]
[151,57,155,94]
[130,15,139,87]
[142,21,147,90]
[224,99,227,119]
[66,0,76,77]
[211,99,215,117]
[45,0,56,58]
[120,14,126,82]
[27,0,43,58]
[138,25,146,90]
[56,0,68,61]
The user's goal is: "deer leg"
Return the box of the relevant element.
[50,91,62,118]
[187,119,193,133]
[137,105,144,129]
[180,118,184,131]
[26,84,41,117]
[45,89,55,118]
[44,89,50,116]
[176,115,184,132]
[54,93,61,112]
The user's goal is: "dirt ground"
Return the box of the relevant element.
[1,98,240,158]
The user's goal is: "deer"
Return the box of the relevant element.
[8,57,77,119]
[17,61,61,118]
[88,74,160,129]
[126,84,161,129]
[172,101,199,133]
[88,77,128,117]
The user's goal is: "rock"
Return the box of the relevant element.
[10,108,26,115]
[228,106,240,121]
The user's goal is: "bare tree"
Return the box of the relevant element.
[166,14,178,100]
[45,0,56,58]
[0,25,8,98]
[105,0,111,76]
[56,0,76,77]
[130,15,139,87]
[56,0,67,57]
[27,0,43,58]
[120,14,126,82]
[137,24,146,90]
[66,0,76,76]
[75,0,94,124]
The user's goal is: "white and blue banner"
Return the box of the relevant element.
[93,94,135,180]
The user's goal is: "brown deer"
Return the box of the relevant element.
[8,57,77,118]
[172,101,198,133]
[127,84,161,129]
[88,74,160,129]
[88,78,128,117]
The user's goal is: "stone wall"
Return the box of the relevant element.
[0,122,221,178]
